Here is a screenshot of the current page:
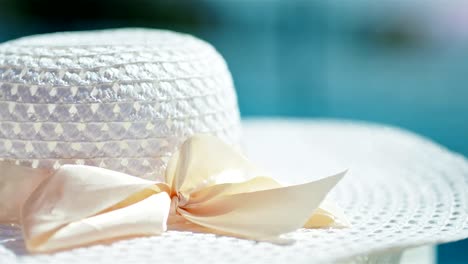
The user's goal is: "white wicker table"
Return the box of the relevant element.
[1,119,467,264]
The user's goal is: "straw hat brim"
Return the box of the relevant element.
[1,119,466,264]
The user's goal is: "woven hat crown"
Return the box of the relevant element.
[0,28,241,179]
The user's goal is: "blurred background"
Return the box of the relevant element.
[0,0,466,262]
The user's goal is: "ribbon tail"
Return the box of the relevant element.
[0,161,50,224]
[186,176,282,205]
[305,200,351,228]
[20,165,169,253]
[27,192,171,253]
[178,171,346,239]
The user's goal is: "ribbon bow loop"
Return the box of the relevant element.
[0,135,349,253]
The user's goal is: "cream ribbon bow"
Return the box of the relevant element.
[0,135,348,253]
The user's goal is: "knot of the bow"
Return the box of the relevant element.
[169,193,189,215]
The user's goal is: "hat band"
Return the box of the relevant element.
[0,135,348,253]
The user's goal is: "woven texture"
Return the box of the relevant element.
[0,28,241,179]
[1,120,466,264]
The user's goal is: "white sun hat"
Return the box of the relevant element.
[0,29,466,264]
